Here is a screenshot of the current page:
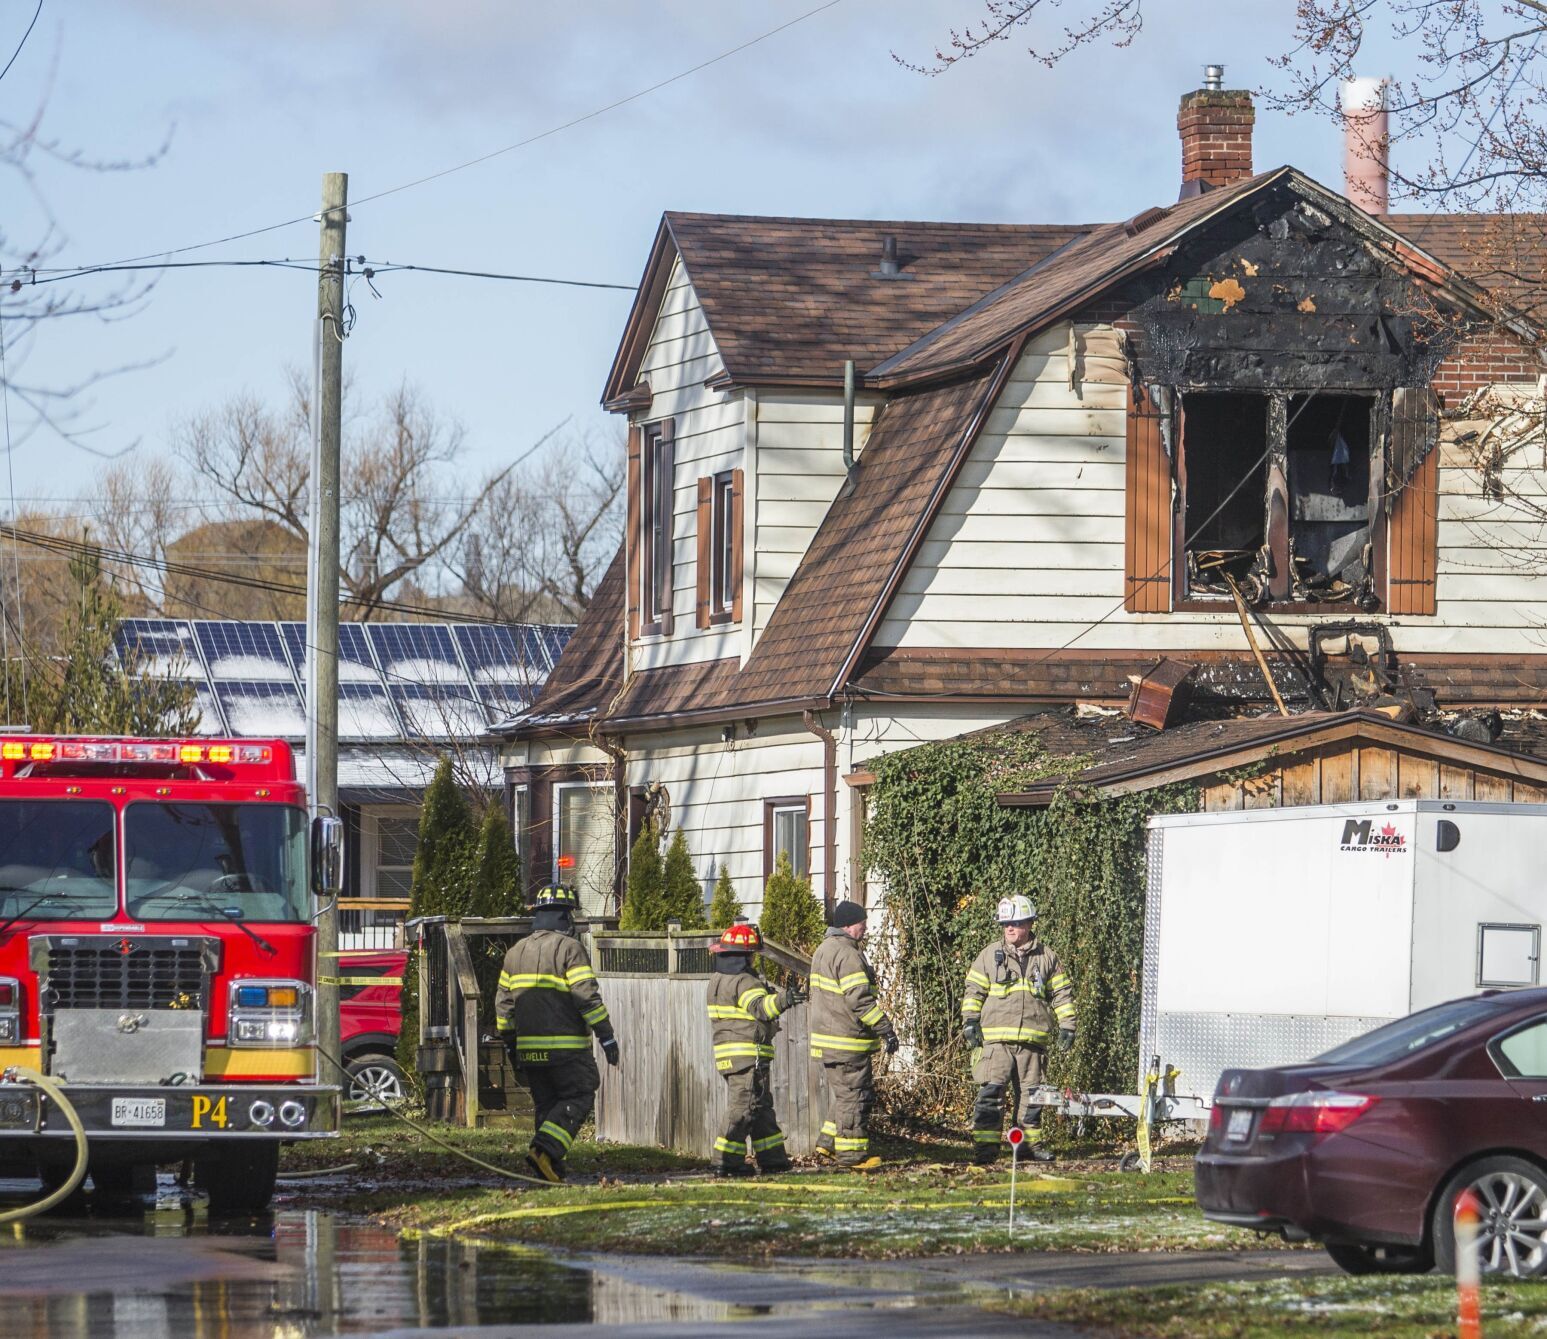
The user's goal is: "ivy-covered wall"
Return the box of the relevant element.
[864,730,1196,1112]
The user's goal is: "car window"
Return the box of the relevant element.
[1493,1017,1547,1079]
[1315,997,1516,1066]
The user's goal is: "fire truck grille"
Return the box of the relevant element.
[40,938,213,1012]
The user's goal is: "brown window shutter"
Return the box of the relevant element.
[658,419,676,635]
[1388,433,1439,616]
[695,476,712,629]
[1125,386,1172,613]
[625,425,641,640]
[730,467,745,623]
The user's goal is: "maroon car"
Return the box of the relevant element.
[1196,988,1547,1276]
[339,949,407,1106]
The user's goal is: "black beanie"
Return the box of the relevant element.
[830,900,866,928]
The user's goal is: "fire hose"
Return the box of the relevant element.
[0,1068,87,1223]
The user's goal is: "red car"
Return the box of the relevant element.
[339,950,407,1106]
[1197,988,1547,1277]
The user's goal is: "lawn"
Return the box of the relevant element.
[1002,1275,1547,1338]
[278,1114,1253,1260]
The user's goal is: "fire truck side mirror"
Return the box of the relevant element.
[310,815,345,900]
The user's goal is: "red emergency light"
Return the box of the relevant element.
[0,737,272,766]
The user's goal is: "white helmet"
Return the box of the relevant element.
[997,894,1037,925]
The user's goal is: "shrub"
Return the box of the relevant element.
[758,852,824,952]
[708,865,742,931]
[618,821,666,931]
[661,829,707,929]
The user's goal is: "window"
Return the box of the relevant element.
[1494,1018,1547,1079]
[511,785,529,859]
[637,421,674,634]
[1177,390,1378,607]
[696,468,743,627]
[365,808,418,901]
[1315,996,1515,1067]
[1478,923,1541,989]
[0,799,117,920]
[554,782,615,915]
[764,796,810,882]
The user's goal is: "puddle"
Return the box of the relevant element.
[0,1175,757,1336]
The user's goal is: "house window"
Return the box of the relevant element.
[639,421,673,632]
[710,471,736,620]
[511,784,529,859]
[343,806,417,951]
[1178,390,1377,607]
[763,796,810,883]
[553,782,615,915]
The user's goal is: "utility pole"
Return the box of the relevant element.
[308,171,347,1074]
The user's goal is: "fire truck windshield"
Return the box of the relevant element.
[0,799,117,920]
[124,802,308,924]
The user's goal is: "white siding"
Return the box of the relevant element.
[624,718,826,921]
[631,256,746,673]
[752,393,877,644]
[874,324,1547,655]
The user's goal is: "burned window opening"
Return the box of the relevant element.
[1181,393,1267,597]
[1288,394,1374,604]
[1181,390,1379,608]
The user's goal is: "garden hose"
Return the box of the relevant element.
[314,1046,559,1189]
[0,1068,87,1223]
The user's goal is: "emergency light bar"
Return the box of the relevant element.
[0,738,273,765]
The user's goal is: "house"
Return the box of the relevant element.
[499,75,1547,920]
[116,616,570,945]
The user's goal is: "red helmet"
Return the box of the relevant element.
[711,921,762,954]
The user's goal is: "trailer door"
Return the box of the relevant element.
[1412,806,1547,1010]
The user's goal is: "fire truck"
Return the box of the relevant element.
[0,735,343,1214]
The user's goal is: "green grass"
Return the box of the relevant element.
[1001,1275,1547,1337]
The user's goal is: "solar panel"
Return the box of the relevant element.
[187,684,229,736]
[338,683,403,740]
[478,683,536,726]
[194,622,295,683]
[392,684,491,740]
[116,619,201,678]
[280,622,380,684]
[216,682,306,738]
[540,625,572,669]
[365,624,464,685]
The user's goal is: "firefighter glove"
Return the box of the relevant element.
[962,1018,984,1049]
[601,1037,621,1067]
[884,1031,900,1056]
[1057,1027,1076,1052]
[779,984,806,1011]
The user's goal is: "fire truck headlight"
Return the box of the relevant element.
[228,979,313,1048]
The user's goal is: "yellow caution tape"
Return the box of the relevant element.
[318,976,404,987]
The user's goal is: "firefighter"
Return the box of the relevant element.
[961,894,1075,1164]
[494,884,618,1183]
[809,900,896,1170]
[706,920,804,1176]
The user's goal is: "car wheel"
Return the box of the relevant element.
[1433,1156,1547,1277]
[347,1054,407,1108]
[1324,1241,1433,1275]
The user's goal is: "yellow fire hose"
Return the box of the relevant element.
[0,1069,88,1224]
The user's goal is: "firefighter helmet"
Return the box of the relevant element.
[532,884,581,912]
[711,921,762,954]
[996,894,1037,925]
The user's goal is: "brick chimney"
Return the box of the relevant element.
[1177,65,1255,198]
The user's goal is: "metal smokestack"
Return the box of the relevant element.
[1342,76,1390,214]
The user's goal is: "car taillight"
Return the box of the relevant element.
[1208,1105,1226,1134]
[1258,1091,1378,1136]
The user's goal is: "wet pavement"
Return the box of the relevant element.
[0,1175,1328,1337]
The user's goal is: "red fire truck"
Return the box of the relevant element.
[0,735,343,1214]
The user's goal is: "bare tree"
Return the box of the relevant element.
[453,427,624,623]
[175,371,528,619]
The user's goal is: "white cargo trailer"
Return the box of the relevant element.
[1139,799,1547,1103]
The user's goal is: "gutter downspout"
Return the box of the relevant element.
[803,709,838,914]
[842,360,856,473]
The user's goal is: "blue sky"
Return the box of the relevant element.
[1,0,1389,507]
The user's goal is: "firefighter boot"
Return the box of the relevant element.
[526,1149,565,1184]
[844,1155,884,1172]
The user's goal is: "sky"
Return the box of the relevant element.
[0,0,1399,513]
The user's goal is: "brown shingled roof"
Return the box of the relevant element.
[604,214,1088,401]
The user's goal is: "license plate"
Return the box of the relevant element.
[110,1098,166,1128]
[1226,1108,1253,1141]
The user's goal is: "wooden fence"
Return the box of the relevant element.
[410,919,817,1155]
[591,932,816,1157]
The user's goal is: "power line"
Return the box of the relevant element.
[61,1,846,274]
[0,0,42,87]
[364,262,635,293]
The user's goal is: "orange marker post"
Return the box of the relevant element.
[1455,1187,1483,1339]
[1007,1126,1024,1235]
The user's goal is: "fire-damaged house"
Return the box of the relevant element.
[500,74,1547,918]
